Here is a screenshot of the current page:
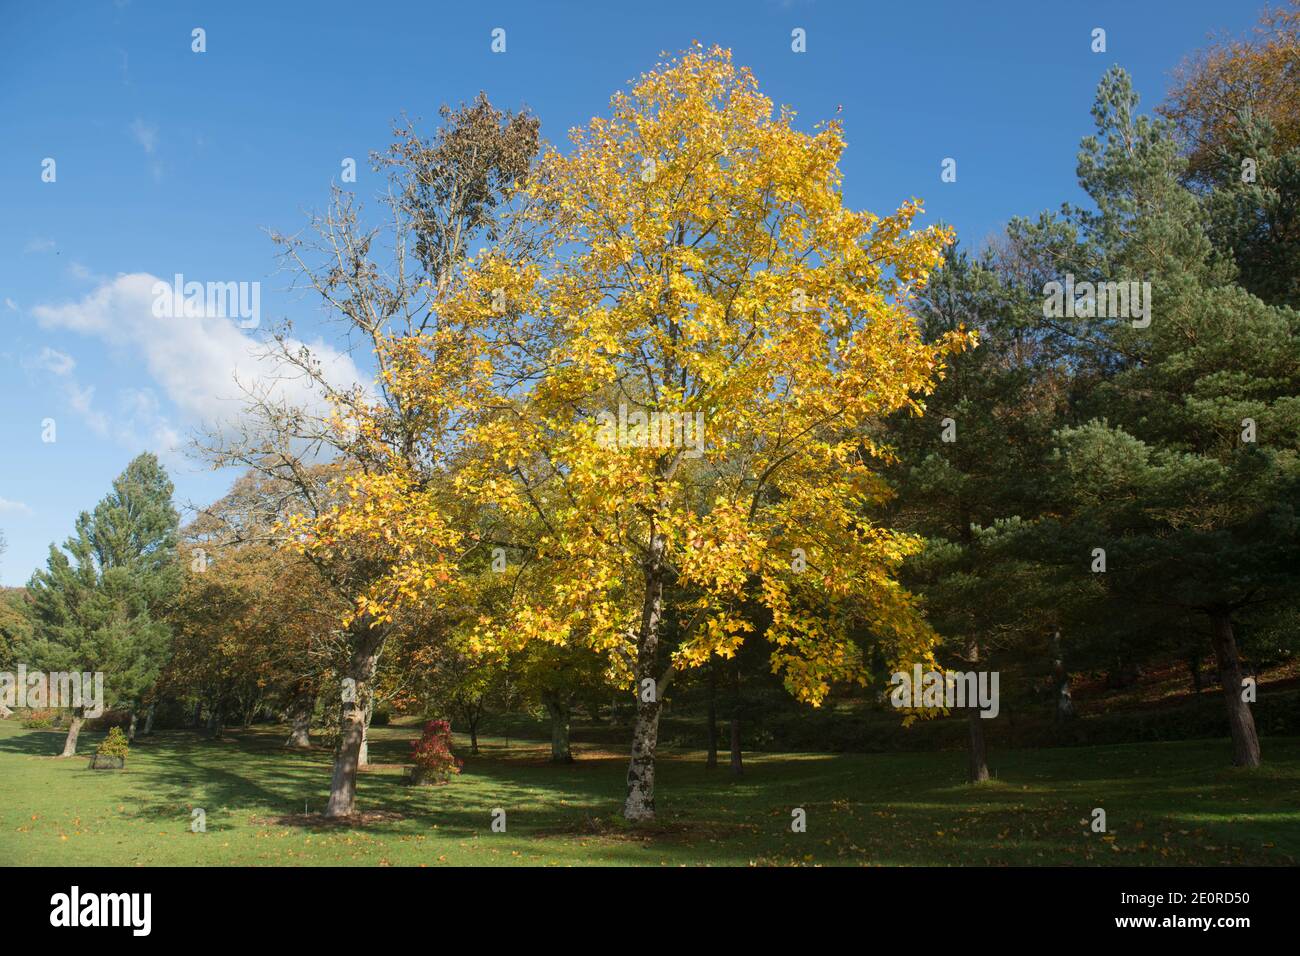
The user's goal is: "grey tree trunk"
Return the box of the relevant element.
[324,623,384,817]
[59,708,85,757]
[357,696,374,768]
[623,534,667,822]
[127,712,138,742]
[547,696,574,763]
[1049,629,1075,721]
[1209,611,1261,768]
[142,703,156,736]
[191,700,203,728]
[285,688,314,749]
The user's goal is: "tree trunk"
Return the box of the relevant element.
[1209,611,1261,768]
[142,703,156,736]
[191,700,203,728]
[546,696,574,763]
[1049,628,1075,721]
[623,536,667,822]
[207,701,224,740]
[728,717,743,776]
[285,686,314,749]
[324,623,385,818]
[729,659,743,776]
[357,696,374,768]
[705,660,718,769]
[127,712,138,742]
[967,639,990,782]
[469,719,479,756]
[59,708,84,757]
[967,707,990,782]
[1188,651,1204,694]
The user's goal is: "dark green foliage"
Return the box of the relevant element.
[24,453,181,713]
[885,67,1299,766]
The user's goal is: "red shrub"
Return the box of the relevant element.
[408,720,462,785]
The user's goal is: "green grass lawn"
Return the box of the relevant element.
[1,718,1297,866]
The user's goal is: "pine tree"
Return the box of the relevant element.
[885,245,1075,780]
[26,453,180,755]
[1204,117,1300,310]
[1045,69,1300,768]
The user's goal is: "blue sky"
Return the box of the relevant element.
[0,0,1264,585]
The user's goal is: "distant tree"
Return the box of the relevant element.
[1159,1,1300,186]
[514,643,611,764]
[0,530,32,674]
[0,587,31,716]
[163,472,341,745]
[445,654,504,758]
[1160,4,1300,309]
[392,635,507,758]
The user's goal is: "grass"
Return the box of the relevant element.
[1,718,1297,866]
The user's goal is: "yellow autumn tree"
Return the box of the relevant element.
[433,45,969,820]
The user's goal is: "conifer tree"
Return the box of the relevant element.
[1044,69,1300,768]
[26,453,180,755]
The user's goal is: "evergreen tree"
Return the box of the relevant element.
[1043,69,1300,768]
[26,453,181,755]
[885,245,1074,780]
[1204,118,1300,310]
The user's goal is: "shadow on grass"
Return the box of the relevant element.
[0,727,80,757]
[5,720,1295,863]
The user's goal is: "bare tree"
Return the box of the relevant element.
[196,95,538,817]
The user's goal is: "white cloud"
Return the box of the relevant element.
[35,347,75,376]
[0,498,33,516]
[129,119,158,155]
[31,273,369,452]
[63,379,112,438]
[24,238,55,254]
[67,261,102,283]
